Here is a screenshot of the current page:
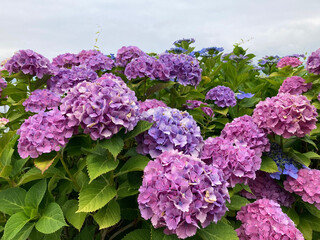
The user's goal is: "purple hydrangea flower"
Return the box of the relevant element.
[236,199,304,240]
[184,100,214,117]
[253,93,318,138]
[284,168,320,210]
[0,78,7,98]
[240,171,295,207]
[5,49,53,78]
[258,55,280,66]
[159,53,202,87]
[60,73,139,140]
[236,90,254,99]
[318,92,320,102]
[201,137,261,187]
[138,150,230,239]
[51,53,80,68]
[23,89,61,113]
[136,107,203,158]
[306,48,320,74]
[278,76,312,95]
[168,47,188,54]
[47,66,98,94]
[139,99,167,113]
[77,50,114,71]
[277,56,302,68]
[116,46,147,67]
[220,115,270,157]
[17,109,75,158]
[205,86,236,108]
[197,47,224,57]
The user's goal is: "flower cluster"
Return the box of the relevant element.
[258,55,280,66]
[77,50,114,71]
[236,199,304,240]
[116,46,146,67]
[5,49,53,78]
[236,90,254,99]
[168,47,187,54]
[159,53,202,87]
[124,56,169,80]
[60,73,139,140]
[0,118,9,128]
[184,100,214,117]
[173,38,195,46]
[205,86,236,108]
[252,93,318,138]
[139,99,167,113]
[220,115,270,157]
[196,47,224,57]
[240,171,295,207]
[201,137,261,187]
[17,109,74,158]
[278,76,312,95]
[306,48,320,74]
[318,92,320,102]
[51,53,80,68]
[47,66,98,94]
[138,150,230,239]
[23,89,61,113]
[277,56,302,68]
[136,107,203,158]
[284,168,320,210]
[0,78,7,98]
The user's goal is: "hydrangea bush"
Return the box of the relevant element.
[1,40,320,240]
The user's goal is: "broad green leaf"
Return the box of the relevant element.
[214,107,229,116]
[122,229,150,240]
[93,199,120,229]
[310,123,320,135]
[18,167,64,186]
[117,181,139,198]
[197,221,239,240]
[146,81,175,97]
[0,187,26,215]
[62,200,87,231]
[77,179,117,213]
[100,134,124,159]
[303,151,320,160]
[3,212,30,240]
[35,202,67,234]
[14,222,34,240]
[25,179,47,210]
[286,207,300,225]
[301,212,320,232]
[34,153,58,174]
[124,120,153,139]
[301,136,318,150]
[226,195,249,210]
[0,165,13,179]
[0,132,19,167]
[260,156,278,173]
[298,219,312,240]
[117,155,150,176]
[29,228,62,240]
[288,150,311,166]
[303,202,320,218]
[151,227,181,239]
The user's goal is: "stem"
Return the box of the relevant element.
[109,219,138,240]
[280,136,284,150]
[59,150,81,191]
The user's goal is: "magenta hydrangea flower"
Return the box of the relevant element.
[205,86,236,108]
[184,100,214,117]
[201,137,261,187]
[4,49,53,78]
[139,99,167,113]
[116,46,147,67]
[236,199,304,240]
[23,89,61,113]
[138,150,230,239]
[77,50,114,71]
[306,48,320,74]
[159,53,202,87]
[47,66,98,94]
[318,92,320,102]
[252,93,318,138]
[278,76,312,95]
[136,107,203,158]
[277,56,302,68]
[0,118,9,128]
[52,53,80,68]
[240,171,295,207]
[284,168,320,210]
[0,78,7,98]
[60,73,139,140]
[17,109,75,159]
[220,115,270,157]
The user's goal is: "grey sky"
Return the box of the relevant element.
[1,0,320,61]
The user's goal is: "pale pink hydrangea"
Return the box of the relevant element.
[278,76,312,95]
[0,118,9,128]
[138,99,167,113]
[277,56,302,68]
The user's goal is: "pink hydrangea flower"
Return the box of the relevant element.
[306,48,320,74]
[278,76,312,95]
[138,99,167,113]
[277,56,302,68]
[0,118,9,128]
[116,46,146,67]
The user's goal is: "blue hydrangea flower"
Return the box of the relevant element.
[236,90,254,99]
[283,163,299,179]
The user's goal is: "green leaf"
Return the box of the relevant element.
[214,107,229,116]
[286,207,300,225]
[3,212,30,240]
[146,81,175,97]
[14,222,34,240]
[25,179,47,210]
[303,202,320,218]
[93,199,120,229]
[122,229,150,240]
[0,187,26,215]
[77,179,117,213]
[18,167,64,186]
[303,151,320,160]
[117,181,139,198]
[288,150,311,166]
[226,195,249,210]
[62,200,87,231]
[197,221,238,240]
[100,134,124,159]
[34,153,58,174]
[117,155,150,176]
[35,202,67,234]
[124,120,153,139]
[0,132,19,167]
[310,123,320,136]
[260,156,278,173]
[86,145,119,183]
[298,218,312,240]
[300,212,320,232]
[151,227,180,240]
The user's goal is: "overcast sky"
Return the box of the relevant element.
[1,0,320,62]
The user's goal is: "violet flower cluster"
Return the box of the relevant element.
[201,137,261,187]
[236,199,304,240]
[138,99,167,113]
[23,89,61,113]
[184,100,214,117]
[240,171,295,207]
[116,46,146,67]
[17,109,74,159]
[47,66,98,94]
[159,53,202,87]
[60,73,139,140]
[138,150,230,239]
[277,56,302,68]
[284,168,320,210]
[278,76,312,95]
[306,48,320,74]
[220,115,270,157]
[77,50,114,71]
[205,86,236,108]
[136,107,203,158]
[0,78,7,98]
[252,93,318,138]
[5,49,53,78]
[51,53,80,68]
